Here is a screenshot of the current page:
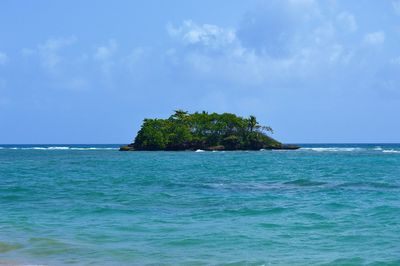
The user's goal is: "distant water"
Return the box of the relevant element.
[1,144,400,265]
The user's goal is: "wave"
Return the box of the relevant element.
[301,147,400,153]
[1,146,118,150]
[382,149,400,153]
[35,146,69,150]
[300,147,363,152]
[2,146,400,153]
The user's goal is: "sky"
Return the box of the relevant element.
[1,0,400,144]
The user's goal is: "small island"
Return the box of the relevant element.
[120,110,299,151]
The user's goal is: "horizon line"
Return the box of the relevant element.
[1,142,400,145]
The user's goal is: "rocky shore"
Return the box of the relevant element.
[119,143,300,151]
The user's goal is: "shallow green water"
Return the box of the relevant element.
[0,144,400,265]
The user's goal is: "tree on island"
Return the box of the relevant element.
[120,110,299,151]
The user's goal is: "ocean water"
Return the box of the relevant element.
[0,144,400,265]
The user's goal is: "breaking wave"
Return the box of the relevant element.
[301,146,400,154]
[1,146,118,150]
[300,147,363,152]
[382,149,400,154]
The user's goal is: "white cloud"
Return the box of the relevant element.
[167,20,236,49]
[21,36,77,71]
[393,1,400,15]
[19,37,149,90]
[19,36,94,91]
[94,39,118,61]
[0,52,8,65]
[166,19,355,85]
[337,12,357,32]
[40,36,77,51]
[92,39,120,84]
[364,31,385,45]
[39,36,77,70]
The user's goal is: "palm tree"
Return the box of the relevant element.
[261,126,274,134]
[171,109,188,120]
[248,115,258,132]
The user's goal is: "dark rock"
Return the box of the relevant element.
[276,144,300,150]
[119,144,135,151]
[206,145,225,151]
[119,143,300,151]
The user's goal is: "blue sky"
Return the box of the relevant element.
[1,0,400,144]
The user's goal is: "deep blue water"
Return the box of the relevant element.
[0,144,400,265]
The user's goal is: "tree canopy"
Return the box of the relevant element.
[130,110,282,151]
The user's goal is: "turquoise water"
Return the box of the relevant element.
[0,144,400,265]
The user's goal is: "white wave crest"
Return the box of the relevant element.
[47,146,70,150]
[4,147,117,150]
[195,149,205,152]
[19,146,69,150]
[22,146,71,150]
[301,147,362,152]
[382,149,400,154]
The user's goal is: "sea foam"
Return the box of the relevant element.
[3,147,117,150]
[300,147,362,152]
[382,149,400,154]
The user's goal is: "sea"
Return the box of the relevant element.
[0,144,399,265]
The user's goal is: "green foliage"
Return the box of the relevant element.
[222,135,241,150]
[133,111,281,150]
[134,119,167,150]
